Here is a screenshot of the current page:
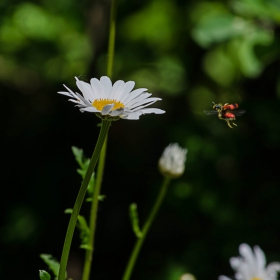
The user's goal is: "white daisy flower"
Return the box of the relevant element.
[180,273,196,280]
[219,243,280,280]
[58,76,165,120]
[158,143,187,178]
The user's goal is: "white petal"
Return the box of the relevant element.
[239,244,254,263]
[266,262,280,275]
[109,108,124,116]
[131,101,158,112]
[238,244,256,279]
[62,84,79,98]
[230,257,241,269]
[75,92,92,106]
[254,246,266,271]
[90,78,104,99]
[69,99,83,104]
[218,276,232,280]
[125,93,152,107]
[235,272,243,280]
[75,77,94,102]
[121,112,140,120]
[100,76,112,96]
[135,108,165,114]
[130,97,161,110]
[122,88,147,104]
[109,80,125,99]
[101,104,114,115]
[117,81,135,101]
[80,106,100,112]
[58,91,73,97]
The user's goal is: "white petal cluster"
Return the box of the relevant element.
[158,143,187,178]
[219,243,280,280]
[58,76,165,120]
[180,273,196,280]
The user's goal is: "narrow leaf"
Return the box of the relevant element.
[129,203,143,238]
[71,146,95,195]
[65,209,91,250]
[71,146,84,168]
[86,195,106,202]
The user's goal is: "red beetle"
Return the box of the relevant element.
[204,102,245,128]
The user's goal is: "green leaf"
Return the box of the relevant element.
[40,254,59,277]
[80,244,93,250]
[129,203,143,238]
[231,0,277,19]
[192,14,245,47]
[39,270,51,280]
[71,146,84,168]
[71,146,95,195]
[191,3,246,47]
[236,28,273,77]
[86,195,106,202]
[65,209,91,250]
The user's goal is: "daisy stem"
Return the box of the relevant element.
[122,177,171,280]
[57,119,111,280]
[107,0,118,78]
[81,1,118,280]
[81,135,107,280]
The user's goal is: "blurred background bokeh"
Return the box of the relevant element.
[1,0,280,279]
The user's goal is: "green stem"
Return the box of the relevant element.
[107,0,118,78]
[82,136,108,280]
[122,177,171,280]
[81,1,118,279]
[58,119,111,280]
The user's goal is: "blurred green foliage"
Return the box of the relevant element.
[0,1,92,91]
[1,0,280,280]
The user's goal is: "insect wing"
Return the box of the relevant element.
[203,110,219,115]
[232,109,245,116]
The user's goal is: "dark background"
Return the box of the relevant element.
[1,0,280,279]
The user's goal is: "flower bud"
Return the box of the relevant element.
[158,143,187,179]
[180,273,196,280]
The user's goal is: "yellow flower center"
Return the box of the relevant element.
[251,278,262,280]
[92,99,124,111]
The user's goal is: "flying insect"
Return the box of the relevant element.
[204,102,245,128]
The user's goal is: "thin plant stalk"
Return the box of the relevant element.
[122,177,171,280]
[82,1,118,280]
[107,0,118,78]
[57,119,111,280]
[81,136,107,280]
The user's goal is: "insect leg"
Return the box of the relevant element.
[218,112,223,120]
[226,120,233,128]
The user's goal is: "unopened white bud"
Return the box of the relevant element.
[180,273,196,280]
[158,143,187,178]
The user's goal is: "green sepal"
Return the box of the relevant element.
[64,209,91,250]
[129,203,143,238]
[39,270,51,280]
